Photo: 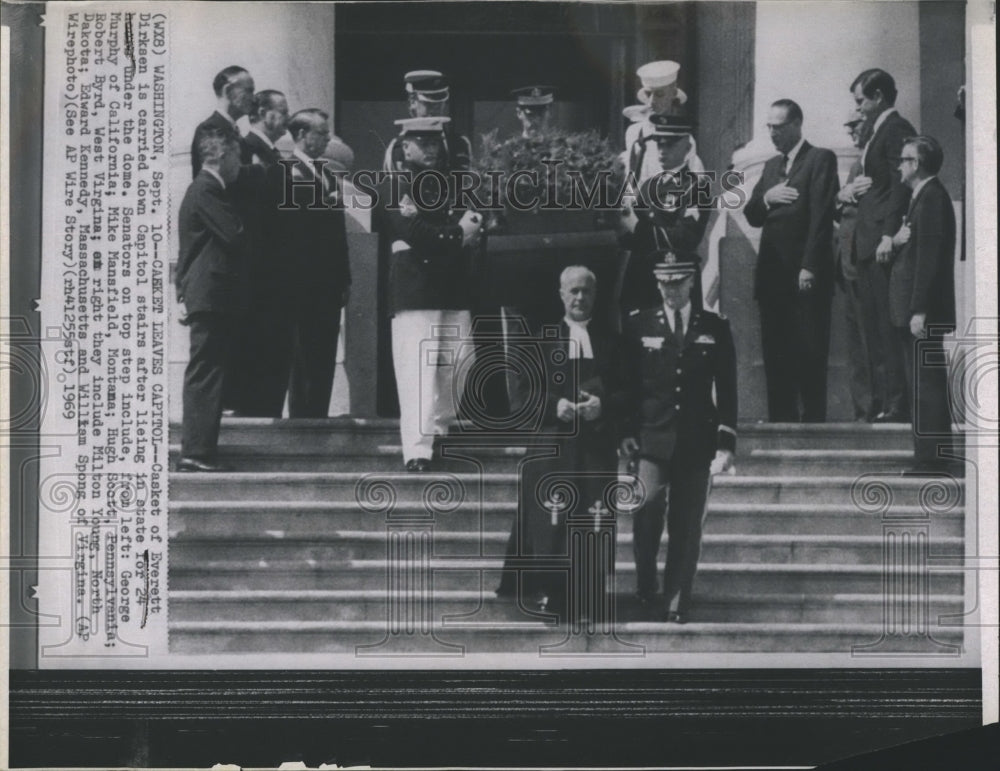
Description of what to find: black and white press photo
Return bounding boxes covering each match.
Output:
[3,0,996,766]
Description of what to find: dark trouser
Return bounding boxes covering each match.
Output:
[288,295,342,418]
[856,259,908,418]
[181,312,235,459]
[632,453,712,614]
[236,301,294,418]
[758,288,832,422]
[841,280,878,421]
[898,329,953,464]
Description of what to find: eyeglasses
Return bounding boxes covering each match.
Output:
[766,122,791,131]
[898,156,919,164]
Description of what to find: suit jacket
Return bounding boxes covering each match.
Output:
[617,306,737,463]
[190,111,253,178]
[243,130,282,167]
[889,177,956,329]
[744,141,840,299]
[270,156,351,301]
[852,110,916,262]
[376,171,473,314]
[175,171,248,316]
[834,158,863,284]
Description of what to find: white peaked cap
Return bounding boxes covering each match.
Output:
[637,60,681,89]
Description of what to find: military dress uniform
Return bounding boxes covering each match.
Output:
[618,252,737,620]
[382,71,472,173]
[619,114,709,317]
[376,117,477,468]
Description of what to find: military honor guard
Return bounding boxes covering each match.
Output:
[619,113,710,317]
[622,60,704,182]
[618,251,737,622]
[383,70,472,173]
[377,116,483,471]
[511,85,556,138]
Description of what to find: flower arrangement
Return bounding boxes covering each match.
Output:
[476,128,625,220]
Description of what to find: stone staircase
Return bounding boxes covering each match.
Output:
[167,419,967,656]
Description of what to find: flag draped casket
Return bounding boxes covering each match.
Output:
[477,210,623,332]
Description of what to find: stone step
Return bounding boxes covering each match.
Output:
[169,561,965,595]
[169,418,930,452]
[167,444,921,475]
[169,589,965,626]
[169,444,527,473]
[170,501,965,537]
[168,618,965,655]
[168,532,964,567]
[169,472,966,507]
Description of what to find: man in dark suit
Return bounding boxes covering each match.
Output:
[835,109,879,421]
[190,66,255,178]
[745,99,839,422]
[244,89,289,166]
[889,136,958,474]
[618,251,737,623]
[175,130,248,471]
[271,108,351,418]
[230,90,291,417]
[848,68,916,422]
[496,266,621,616]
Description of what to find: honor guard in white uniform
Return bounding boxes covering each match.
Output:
[511,85,555,138]
[383,70,473,173]
[377,116,483,471]
[622,60,704,182]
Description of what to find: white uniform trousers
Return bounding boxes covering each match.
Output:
[391,309,474,462]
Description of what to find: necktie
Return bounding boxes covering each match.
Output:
[674,309,685,347]
[780,154,789,179]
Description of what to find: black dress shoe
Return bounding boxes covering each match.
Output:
[176,456,228,473]
[873,411,908,424]
[663,610,686,624]
[405,458,431,472]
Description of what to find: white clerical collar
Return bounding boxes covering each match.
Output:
[563,316,593,360]
[664,302,691,333]
[214,107,237,126]
[203,167,226,190]
[910,175,936,200]
[248,126,275,150]
[785,136,806,166]
[870,107,897,139]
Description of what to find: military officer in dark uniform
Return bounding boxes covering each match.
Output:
[511,85,555,138]
[376,116,482,470]
[618,251,737,622]
[382,70,473,173]
[619,114,710,318]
